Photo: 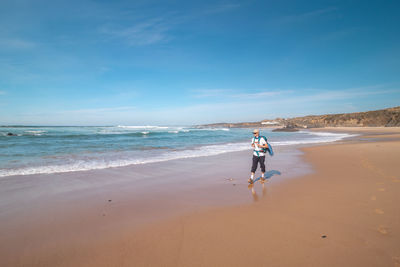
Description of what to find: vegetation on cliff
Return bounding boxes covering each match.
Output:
[284,106,400,128]
[200,106,400,128]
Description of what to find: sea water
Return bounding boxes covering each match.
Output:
[0,126,355,177]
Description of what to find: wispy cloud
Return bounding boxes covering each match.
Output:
[190,89,291,99]
[231,90,292,99]
[0,38,36,49]
[190,89,233,98]
[6,85,398,125]
[297,85,399,102]
[318,27,361,41]
[100,17,172,46]
[60,106,137,115]
[88,89,139,104]
[6,106,139,126]
[99,2,241,46]
[183,85,400,122]
[204,3,240,14]
[0,90,6,95]
[272,7,337,26]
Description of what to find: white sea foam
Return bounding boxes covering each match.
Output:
[25,130,46,134]
[195,128,230,131]
[271,131,357,146]
[0,142,249,177]
[117,125,169,129]
[98,129,124,134]
[24,130,47,136]
[99,126,182,135]
[0,130,356,177]
[303,131,357,141]
[99,126,231,135]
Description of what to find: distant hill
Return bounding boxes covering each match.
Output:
[282,106,400,128]
[200,106,400,128]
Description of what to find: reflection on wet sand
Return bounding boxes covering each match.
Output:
[248,170,281,202]
[248,180,267,202]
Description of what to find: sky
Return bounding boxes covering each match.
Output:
[0,0,399,126]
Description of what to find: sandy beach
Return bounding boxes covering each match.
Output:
[1,127,400,267]
[3,0,399,265]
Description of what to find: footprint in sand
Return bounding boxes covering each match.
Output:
[370,196,377,201]
[375,209,384,215]
[376,182,384,185]
[378,188,385,192]
[377,225,388,235]
[392,256,400,266]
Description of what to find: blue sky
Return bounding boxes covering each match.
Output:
[0,0,399,125]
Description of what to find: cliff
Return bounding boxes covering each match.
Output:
[285,106,400,128]
[199,106,400,128]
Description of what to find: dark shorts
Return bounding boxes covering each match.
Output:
[251,155,265,173]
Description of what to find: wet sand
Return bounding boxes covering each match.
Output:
[1,128,400,266]
[0,145,307,267]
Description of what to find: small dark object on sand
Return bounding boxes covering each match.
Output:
[321,235,327,238]
[108,199,112,202]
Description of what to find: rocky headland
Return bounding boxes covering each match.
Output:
[199,106,400,129]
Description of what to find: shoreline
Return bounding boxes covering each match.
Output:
[125,133,400,267]
[1,127,400,266]
[0,126,356,178]
[0,143,312,267]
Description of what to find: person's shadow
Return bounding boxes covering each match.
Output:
[249,170,281,202]
[265,170,282,179]
[252,170,281,183]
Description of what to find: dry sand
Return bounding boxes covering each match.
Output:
[1,128,400,266]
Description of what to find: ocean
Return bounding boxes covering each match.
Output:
[0,126,355,177]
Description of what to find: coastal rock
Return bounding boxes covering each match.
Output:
[272,123,299,132]
[198,122,264,128]
[7,132,17,136]
[283,106,400,128]
[198,106,400,129]
[272,127,299,132]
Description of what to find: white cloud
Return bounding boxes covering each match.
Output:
[98,2,242,46]
[5,85,398,126]
[183,85,400,123]
[0,38,36,49]
[294,86,399,103]
[6,106,139,126]
[100,18,171,46]
[231,90,292,99]
[272,7,337,26]
[190,89,233,98]
[204,3,241,14]
[190,88,291,99]
[319,27,360,41]
[59,106,137,115]
[98,2,241,47]
[0,91,6,95]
